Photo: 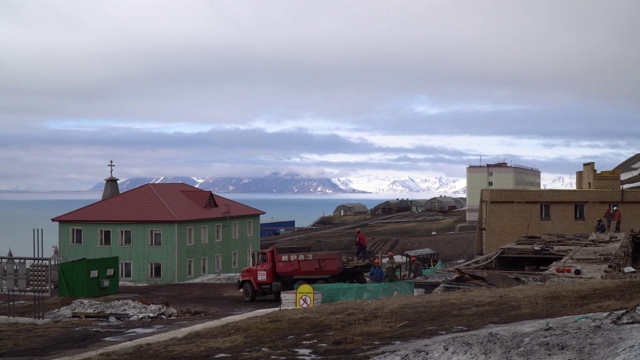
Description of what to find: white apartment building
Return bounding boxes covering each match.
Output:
[466,162,541,222]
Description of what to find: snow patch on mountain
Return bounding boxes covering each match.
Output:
[90,173,577,195]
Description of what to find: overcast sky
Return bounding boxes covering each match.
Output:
[1,0,639,191]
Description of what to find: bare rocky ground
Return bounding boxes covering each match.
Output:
[4,212,640,359]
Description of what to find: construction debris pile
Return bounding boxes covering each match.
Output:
[498,232,634,279]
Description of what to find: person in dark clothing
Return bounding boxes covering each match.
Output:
[369,259,385,283]
[354,228,367,260]
[410,256,423,279]
[384,252,400,282]
[595,218,607,233]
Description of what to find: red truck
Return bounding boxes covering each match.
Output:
[239,245,371,302]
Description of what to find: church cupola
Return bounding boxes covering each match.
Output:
[102,160,120,200]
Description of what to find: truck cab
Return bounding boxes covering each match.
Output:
[239,248,280,301]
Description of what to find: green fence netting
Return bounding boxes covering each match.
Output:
[310,281,415,304]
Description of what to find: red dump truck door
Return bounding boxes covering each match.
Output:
[254,249,277,285]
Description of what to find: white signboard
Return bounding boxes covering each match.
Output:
[258,270,267,281]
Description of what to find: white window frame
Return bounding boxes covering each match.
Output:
[186,258,194,278]
[201,256,208,275]
[201,225,208,244]
[186,227,194,246]
[120,261,132,279]
[232,251,238,268]
[149,229,162,247]
[71,227,83,245]
[99,229,112,246]
[247,249,253,266]
[246,220,254,237]
[215,224,223,241]
[232,222,239,239]
[215,254,222,272]
[119,229,132,247]
[149,262,162,279]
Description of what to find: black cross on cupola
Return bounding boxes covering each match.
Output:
[108,160,115,176]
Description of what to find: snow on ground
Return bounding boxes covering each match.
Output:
[184,273,239,283]
[370,306,640,360]
[47,299,178,321]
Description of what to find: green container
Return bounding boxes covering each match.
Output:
[58,256,120,298]
[311,281,415,304]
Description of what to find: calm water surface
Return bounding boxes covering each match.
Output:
[0,193,391,257]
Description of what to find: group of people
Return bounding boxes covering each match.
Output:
[355,229,424,283]
[595,206,622,233]
[369,252,423,283]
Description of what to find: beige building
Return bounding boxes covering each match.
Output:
[466,162,541,222]
[476,162,638,255]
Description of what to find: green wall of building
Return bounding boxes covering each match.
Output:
[57,215,260,284]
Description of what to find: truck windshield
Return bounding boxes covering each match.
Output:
[258,253,267,264]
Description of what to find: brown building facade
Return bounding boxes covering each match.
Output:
[476,188,640,255]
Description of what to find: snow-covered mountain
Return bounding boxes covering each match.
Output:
[91,174,576,195]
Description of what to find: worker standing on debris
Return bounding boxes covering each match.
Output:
[604,208,614,231]
[595,218,607,233]
[354,228,367,261]
[614,207,622,232]
[384,252,400,282]
[369,259,384,283]
[410,257,423,279]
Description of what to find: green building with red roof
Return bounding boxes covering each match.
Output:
[52,176,264,285]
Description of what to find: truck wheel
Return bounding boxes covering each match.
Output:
[273,292,282,301]
[243,282,257,302]
[356,274,367,284]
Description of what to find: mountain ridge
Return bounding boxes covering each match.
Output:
[89,174,577,195]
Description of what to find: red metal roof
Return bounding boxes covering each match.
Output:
[52,183,265,223]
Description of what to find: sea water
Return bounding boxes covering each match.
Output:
[0,193,390,258]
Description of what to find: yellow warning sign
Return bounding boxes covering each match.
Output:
[296,283,314,308]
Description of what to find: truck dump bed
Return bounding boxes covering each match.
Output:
[274,251,345,277]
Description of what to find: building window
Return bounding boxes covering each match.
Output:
[215,254,222,272]
[119,229,132,246]
[540,204,551,221]
[232,222,239,239]
[149,262,162,279]
[488,181,493,187]
[120,261,132,279]
[99,229,112,246]
[186,259,194,277]
[201,257,208,275]
[186,227,194,246]
[247,249,253,266]
[71,228,83,245]
[215,224,223,241]
[574,204,585,221]
[149,229,162,247]
[247,220,254,237]
[232,251,239,268]
[201,226,208,244]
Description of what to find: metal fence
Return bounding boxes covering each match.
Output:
[1,229,56,320]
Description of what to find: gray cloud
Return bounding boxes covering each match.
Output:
[1,1,639,190]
